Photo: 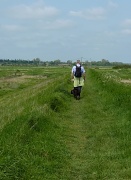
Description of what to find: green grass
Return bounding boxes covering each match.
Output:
[0,67,131,179]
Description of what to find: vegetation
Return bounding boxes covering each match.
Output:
[0,66,131,179]
[0,58,130,67]
[113,64,131,69]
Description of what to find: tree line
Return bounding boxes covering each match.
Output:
[0,58,130,67]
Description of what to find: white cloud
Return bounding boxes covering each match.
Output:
[108,1,118,8]
[70,7,106,20]
[40,19,74,29]
[7,3,59,19]
[123,19,131,26]
[121,29,131,35]
[1,24,25,31]
[121,19,131,35]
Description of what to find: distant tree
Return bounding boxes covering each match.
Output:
[67,60,72,65]
[101,59,110,66]
[33,58,41,66]
[54,59,61,65]
[49,61,55,66]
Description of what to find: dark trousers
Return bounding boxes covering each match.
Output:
[74,86,82,97]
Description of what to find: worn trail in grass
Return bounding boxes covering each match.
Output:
[59,76,103,179]
[58,69,131,179]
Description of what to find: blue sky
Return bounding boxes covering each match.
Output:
[0,0,131,63]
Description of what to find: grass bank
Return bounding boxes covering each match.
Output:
[0,67,131,179]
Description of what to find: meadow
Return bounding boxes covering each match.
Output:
[0,66,131,179]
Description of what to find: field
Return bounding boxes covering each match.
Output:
[0,66,131,179]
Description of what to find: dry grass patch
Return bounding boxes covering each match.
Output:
[120,79,131,84]
[0,75,47,83]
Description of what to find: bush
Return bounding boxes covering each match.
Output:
[113,64,131,69]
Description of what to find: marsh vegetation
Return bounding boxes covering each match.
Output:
[0,66,131,179]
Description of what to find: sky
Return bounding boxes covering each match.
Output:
[0,0,131,63]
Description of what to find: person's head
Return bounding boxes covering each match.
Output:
[76,60,81,64]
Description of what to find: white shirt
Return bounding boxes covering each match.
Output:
[71,63,85,75]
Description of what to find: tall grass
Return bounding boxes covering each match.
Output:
[89,69,131,116]
[0,67,131,179]
[0,68,71,179]
[84,69,131,179]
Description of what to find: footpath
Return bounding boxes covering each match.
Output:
[58,69,130,179]
[59,71,109,179]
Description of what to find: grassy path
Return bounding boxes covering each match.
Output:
[59,72,103,179]
[57,69,131,179]
[0,68,130,179]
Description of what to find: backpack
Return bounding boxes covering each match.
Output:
[75,65,82,77]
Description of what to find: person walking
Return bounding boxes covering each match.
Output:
[71,60,86,100]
